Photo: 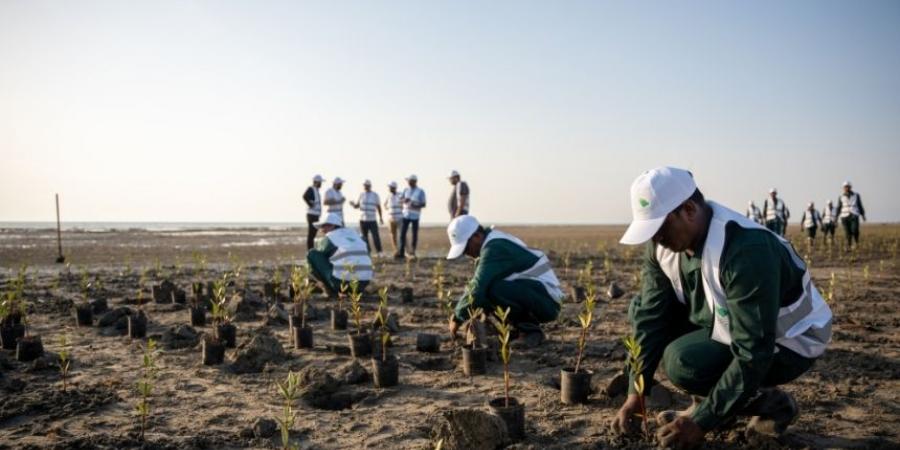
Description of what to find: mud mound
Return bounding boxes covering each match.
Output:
[0,383,120,423]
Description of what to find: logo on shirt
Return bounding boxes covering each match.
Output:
[715,305,729,318]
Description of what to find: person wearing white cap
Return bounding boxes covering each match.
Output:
[800,202,823,249]
[612,167,832,448]
[835,181,866,250]
[445,215,562,347]
[762,188,790,236]
[447,170,470,219]
[306,213,373,297]
[349,179,384,255]
[384,181,404,252]
[323,177,346,225]
[396,174,427,259]
[821,199,837,246]
[745,200,763,225]
[302,174,324,251]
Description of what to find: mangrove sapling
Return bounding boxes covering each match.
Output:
[135,338,158,441]
[371,287,399,387]
[211,274,236,347]
[493,306,513,407]
[346,278,371,357]
[274,371,301,450]
[574,284,597,374]
[623,334,649,439]
[487,306,525,441]
[561,284,597,404]
[376,287,390,362]
[58,334,71,393]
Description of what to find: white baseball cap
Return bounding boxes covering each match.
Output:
[313,174,324,183]
[388,181,397,188]
[448,170,460,178]
[363,179,371,186]
[315,213,343,229]
[406,174,418,181]
[827,199,833,204]
[769,188,777,194]
[748,200,755,206]
[842,180,851,187]
[446,215,480,259]
[620,167,697,245]
[333,177,344,184]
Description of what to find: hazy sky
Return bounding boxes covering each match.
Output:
[2,1,899,224]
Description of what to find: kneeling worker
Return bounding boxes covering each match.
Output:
[612,167,832,449]
[306,213,373,296]
[445,215,563,346]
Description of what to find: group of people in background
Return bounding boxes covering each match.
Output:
[746,181,867,249]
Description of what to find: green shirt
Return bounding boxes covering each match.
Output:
[314,233,338,256]
[630,221,807,430]
[453,229,540,322]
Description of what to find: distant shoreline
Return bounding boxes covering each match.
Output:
[0,221,631,232]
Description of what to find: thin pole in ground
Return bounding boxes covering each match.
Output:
[55,193,65,263]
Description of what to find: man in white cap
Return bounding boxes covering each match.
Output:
[445,215,563,346]
[447,170,470,219]
[323,177,346,225]
[745,200,763,225]
[302,174,324,251]
[384,181,404,253]
[396,174,427,259]
[349,179,384,256]
[306,213,373,297]
[800,202,822,249]
[835,181,866,250]
[821,199,837,246]
[762,188,790,236]
[612,167,832,449]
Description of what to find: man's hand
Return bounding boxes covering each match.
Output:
[448,317,459,338]
[611,394,643,435]
[656,416,705,450]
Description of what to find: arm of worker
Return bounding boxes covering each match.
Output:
[323,193,336,206]
[303,187,315,208]
[452,239,535,323]
[689,236,780,431]
[627,243,685,395]
[858,195,866,220]
[377,204,384,224]
[414,191,427,208]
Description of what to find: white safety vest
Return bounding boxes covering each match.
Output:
[746,205,762,224]
[839,193,861,218]
[385,192,403,221]
[325,188,345,219]
[451,182,470,214]
[482,229,565,304]
[402,187,426,220]
[655,201,832,359]
[801,209,821,229]
[822,205,835,225]
[307,187,321,216]
[326,228,373,282]
[765,198,786,222]
[356,191,380,222]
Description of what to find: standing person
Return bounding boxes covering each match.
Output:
[612,167,832,449]
[746,201,763,225]
[324,177,346,225]
[448,170,470,219]
[821,200,837,246]
[836,181,866,250]
[384,181,404,253]
[800,202,822,249]
[306,213,373,297]
[302,174,324,251]
[763,188,790,236]
[397,174,427,259]
[350,179,384,256]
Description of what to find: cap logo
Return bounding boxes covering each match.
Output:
[639,198,650,208]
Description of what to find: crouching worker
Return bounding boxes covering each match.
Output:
[445,215,563,347]
[611,167,832,449]
[306,213,373,296]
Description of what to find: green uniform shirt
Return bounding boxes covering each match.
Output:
[315,234,338,256]
[630,221,807,430]
[453,229,540,322]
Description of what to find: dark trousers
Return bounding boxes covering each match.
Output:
[306,214,319,251]
[398,218,419,256]
[487,279,560,332]
[805,226,817,239]
[359,221,383,253]
[841,215,860,246]
[766,219,784,236]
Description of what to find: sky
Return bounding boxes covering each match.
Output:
[1,0,899,225]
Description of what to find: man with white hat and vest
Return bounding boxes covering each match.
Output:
[821,200,837,246]
[302,174,324,251]
[306,213,373,297]
[323,177,346,226]
[745,200,763,225]
[445,215,563,347]
[448,170,470,219]
[349,179,384,256]
[396,174,427,259]
[763,188,790,236]
[611,167,832,449]
[835,181,866,250]
[384,181,404,253]
[800,202,822,249]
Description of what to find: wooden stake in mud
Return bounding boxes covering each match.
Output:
[55,193,65,263]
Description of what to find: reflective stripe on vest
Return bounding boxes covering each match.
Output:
[326,188,344,217]
[802,210,820,229]
[358,192,379,222]
[326,228,373,281]
[822,206,835,224]
[747,206,762,224]
[482,229,564,304]
[655,201,832,359]
[386,193,403,219]
[765,198,785,222]
[839,193,860,218]
[308,188,321,215]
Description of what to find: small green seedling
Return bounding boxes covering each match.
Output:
[274,371,301,450]
[349,278,364,335]
[210,273,232,325]
[574,283,597,374]
[58,334,71,393]
[492,306,513,407]
[135,338,158,441]
[623,334,649,438]
[376,287,390,362]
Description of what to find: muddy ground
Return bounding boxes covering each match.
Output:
[0,224,898,449]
